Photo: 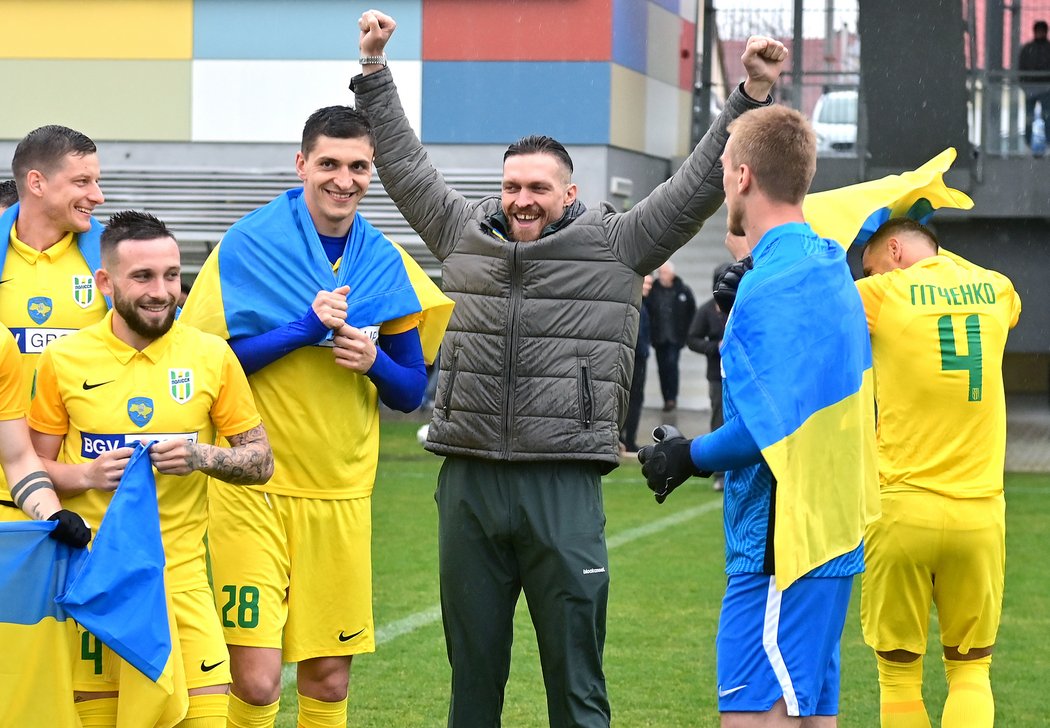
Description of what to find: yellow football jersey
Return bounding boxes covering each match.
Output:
[0,323,23,422]
[0,228,107,503]
[857,254,1021,498]
[29,312,261,591]
[234,313,418,499]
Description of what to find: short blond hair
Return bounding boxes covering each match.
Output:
[727,105,816,205]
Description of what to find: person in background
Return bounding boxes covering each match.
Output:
[0,179,17,212]
[621,274,653,454]
[645,261,696,412]
[686,262,732,491]
[1020,20,1050,151]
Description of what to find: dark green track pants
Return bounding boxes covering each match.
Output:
[436,456,612,728]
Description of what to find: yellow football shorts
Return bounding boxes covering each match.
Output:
[207,481,374,662]
[73,586,231,691]
[861,488,1005,655]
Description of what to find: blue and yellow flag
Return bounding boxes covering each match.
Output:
[184,188,452,363]
[802,147,974,249]
[58,442,187,728]
[721,224,880,590]
[0,520,86,726]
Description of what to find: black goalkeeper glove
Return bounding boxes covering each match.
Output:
[637,425,712,504]
[48,509,91,549]
[713,256,753,313]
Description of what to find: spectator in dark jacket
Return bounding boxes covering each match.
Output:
[621,275,652,453]
[646,261,696,412]
[687,262,732,490]
[1020,20,1050,148]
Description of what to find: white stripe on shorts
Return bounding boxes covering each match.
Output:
[762,575,800,717]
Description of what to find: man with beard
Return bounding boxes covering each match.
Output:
[640,105,878,725]
[29,210,274,727]
[0,126,109,521]
[353,10,786,727]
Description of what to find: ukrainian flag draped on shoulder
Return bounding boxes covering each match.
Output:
[0,520,86,726]
[802,147,974,249]
[58,442,187,728]
[185,188,451,362]
[720,223,879,590]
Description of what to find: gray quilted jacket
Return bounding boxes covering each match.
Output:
[351,69,768,472]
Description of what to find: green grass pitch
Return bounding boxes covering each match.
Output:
[274,421,1048,726]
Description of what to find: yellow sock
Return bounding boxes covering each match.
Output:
[226,692,280,728]
[876,655,931,728]
[176,693,230,727]
[76,697,118,728]
[296,692,347,728]
[942,655,994,728]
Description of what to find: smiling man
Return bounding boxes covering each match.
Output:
[0,126,110,520]
[29,210,274,727]
[352,10,786,727]
[180,106,451,728]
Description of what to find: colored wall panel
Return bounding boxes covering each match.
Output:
[645,78,681,158]
[0,60,191,141]
[646,4,683,87]
[193,0,422,60]
[649,0,680,14]
[609,65,646,154]
[421,0,611,61]
[421,62,609,145]
[0,0,192,59]
[678,0,698,21]
[612,0,648,73]
[193,60,422,143]
[679,20,697,90]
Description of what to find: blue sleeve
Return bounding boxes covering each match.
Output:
[368,328,427,412]
[690,413,764,472]
[229,308,329,375]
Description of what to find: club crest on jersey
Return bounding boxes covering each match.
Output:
[27,297,52,325]
[169,369,193,404]
[72,275,95,309]
[127,397,154,428]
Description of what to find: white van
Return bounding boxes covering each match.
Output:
[811,90,858,154]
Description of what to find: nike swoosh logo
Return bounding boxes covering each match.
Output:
[200,659,226,672]
[718,684,748,697]
[338,628,366,642]
[82,380,114,390]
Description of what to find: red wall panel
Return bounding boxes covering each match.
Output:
[679,19,696,90]
[422,0,613,61]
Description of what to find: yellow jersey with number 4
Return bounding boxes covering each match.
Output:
[857,254,1020,498]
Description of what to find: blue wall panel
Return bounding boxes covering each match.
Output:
[612,0,648,73]
[649,0,681,14]
[194,0,422,60]
[421,61,610,144]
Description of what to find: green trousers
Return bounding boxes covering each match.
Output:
[436,456,612,728]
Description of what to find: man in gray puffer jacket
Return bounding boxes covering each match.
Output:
[352,11,787,727]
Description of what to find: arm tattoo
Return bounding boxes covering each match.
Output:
[11,471,55,509]
[196,423,274,485]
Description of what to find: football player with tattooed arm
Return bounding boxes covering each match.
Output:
[29,211,274,728]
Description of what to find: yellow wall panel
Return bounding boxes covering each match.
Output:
[610,64,645,153]
[0,61,191,141]
[0,0,192,59]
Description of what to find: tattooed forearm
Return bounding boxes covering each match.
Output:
[195,423,274,485]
